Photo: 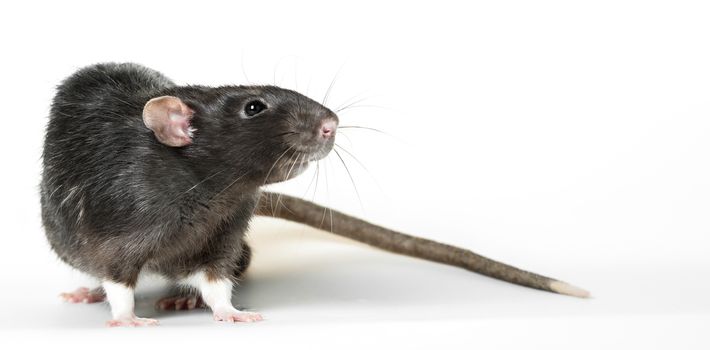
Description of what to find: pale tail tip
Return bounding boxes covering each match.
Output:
[549,281,591,298]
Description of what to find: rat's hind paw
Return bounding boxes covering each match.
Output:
[106,317,159,327]
[60,287,106,304]
[213,307,263,323]
[156,294,206,311]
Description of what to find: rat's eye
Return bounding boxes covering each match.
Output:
[244,100,267,118]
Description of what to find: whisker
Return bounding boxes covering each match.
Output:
[325,157,334,233]
[272,56,281,85]
[274,152,303,215]
[322,64,345,107]
[293,58,299,91]
[262,146,294,187]
[336,104,387,113]
[269,153,295,216]
[334,94,368,112]
[337,125,388,134]
[271,131,298,140]
[337,125,396,141]
[312,157,335,232]
[333,148,365,214]
[335,96,370,113]
[284,152,302,181]
[287,111,302,127]
[271,150,297,214]
[313,161,321,204]
[306,74,313,97]
[302,160,318,199]
[336,130,355,147]
[318,159,329,229]
[334,144,367,172]
[168,169,227,204]
[335,143,388,201]
[212,171,250,201]
[295,94,303,115]
[241,52,252,85]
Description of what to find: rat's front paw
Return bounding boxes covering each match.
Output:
[60,287,106,304]
[156,294,205,311]
[106,317,159,327]
[213,307,263,323]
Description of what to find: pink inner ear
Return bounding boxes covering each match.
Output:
[143,96,195,147]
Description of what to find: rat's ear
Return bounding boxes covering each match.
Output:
[142,96,195,147]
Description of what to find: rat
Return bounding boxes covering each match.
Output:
[41,63,588,327]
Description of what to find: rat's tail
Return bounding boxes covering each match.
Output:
[255,191,590,298]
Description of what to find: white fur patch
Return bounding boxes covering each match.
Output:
[179,271,263,322]
[179,271,233,311]
[102,281,135,319]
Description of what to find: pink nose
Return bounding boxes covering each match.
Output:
[320,119,337,139]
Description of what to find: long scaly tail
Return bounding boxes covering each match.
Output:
[256,191,589,298]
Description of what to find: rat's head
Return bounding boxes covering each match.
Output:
[142,85,338,184]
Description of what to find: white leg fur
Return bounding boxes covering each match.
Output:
[180,271,263,323]
[102,281,158,327]
[102,281,134,320]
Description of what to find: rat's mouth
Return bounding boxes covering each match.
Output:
[306,143,334,162]
[265,144,333,185]
[289,133,336,162]
[266,141,332,183]
[281,146,331,168]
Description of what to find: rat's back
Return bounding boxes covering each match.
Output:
[40,63,175,268]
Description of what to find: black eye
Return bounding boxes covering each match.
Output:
[244,100,267,118]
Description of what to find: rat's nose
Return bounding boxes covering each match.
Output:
[319,119,337,139]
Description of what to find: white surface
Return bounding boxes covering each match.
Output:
[1,0,710,348]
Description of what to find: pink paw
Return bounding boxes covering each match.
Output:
[213,308,263,323]
[60,287,106,304]
[106,317,159,327]
[156,295,205,311]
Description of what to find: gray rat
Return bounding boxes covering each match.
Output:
[42,63,587,327]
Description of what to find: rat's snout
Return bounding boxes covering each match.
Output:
[319,119,337,139]
[278,95,339,162]
[286,111,338,162]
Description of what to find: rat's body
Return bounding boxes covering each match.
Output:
[42,63,587,326]
[43,64,259,283]
[42,63,328,325]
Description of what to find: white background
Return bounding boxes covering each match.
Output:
[1,0,709,348]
